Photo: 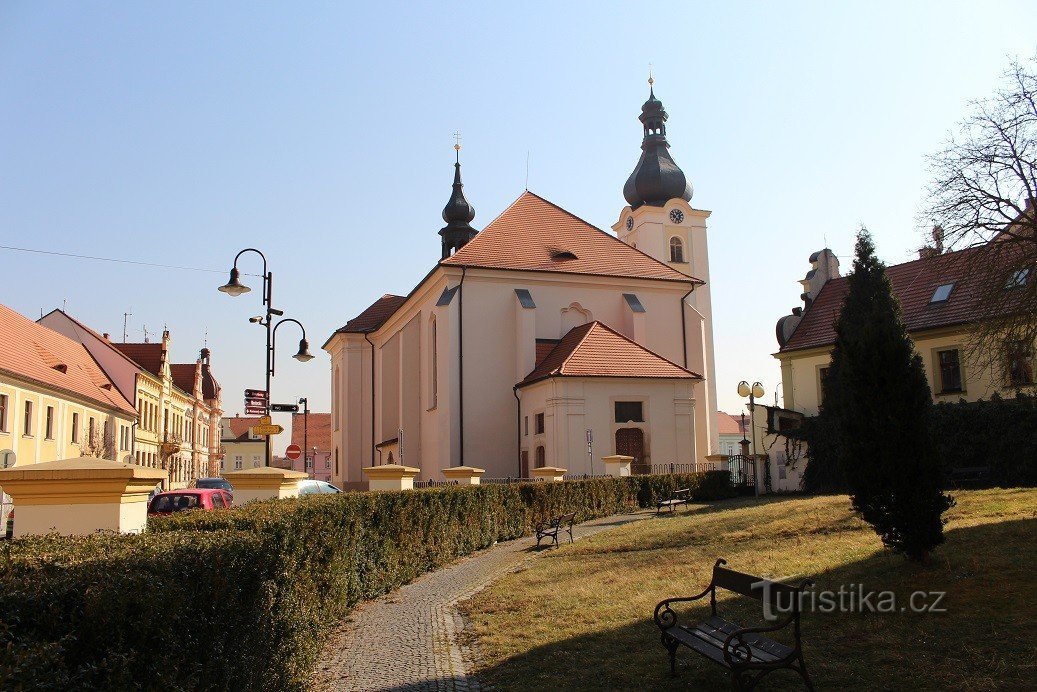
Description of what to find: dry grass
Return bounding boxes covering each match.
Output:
[461,489,1037,690]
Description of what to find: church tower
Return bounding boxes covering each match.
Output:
[612,79,719,458]
[439,144,478,259]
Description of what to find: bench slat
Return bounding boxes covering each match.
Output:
[667,618,791,667]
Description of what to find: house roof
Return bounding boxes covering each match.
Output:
[441,191,700,284]
[780,244,1006,353]
[535,339,559,368]
[223,416,261,441]
[716,411,747,436]
[169,364,198,396]
[291,412,331,453]
[0,303,136,415]
[112,342,164,377]
[518,321,701,387]
[336,294,409,334]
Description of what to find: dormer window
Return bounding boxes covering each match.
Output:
[52,364,67,373]
[550,249,578,261]
[1006,268,1030,289]
[929,283,954,304]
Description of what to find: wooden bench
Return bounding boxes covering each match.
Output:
[535,512,576,548]
[656,487,691,514]
[949,465,991,488]
[653,558,814,690]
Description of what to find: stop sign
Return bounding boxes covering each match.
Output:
[285,444,302,461]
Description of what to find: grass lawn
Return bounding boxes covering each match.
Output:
[461,489,1037,690]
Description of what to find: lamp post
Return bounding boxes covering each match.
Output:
[298,396,309,473]
[737,380,765,498]
[218,249,312,466]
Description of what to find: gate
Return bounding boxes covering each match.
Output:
[727,454,757,494]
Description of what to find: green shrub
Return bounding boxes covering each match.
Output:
[0,472,733,690]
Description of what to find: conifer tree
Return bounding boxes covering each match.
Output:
[820,230,954,561]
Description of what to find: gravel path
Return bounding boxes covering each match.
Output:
[312,511,650,691]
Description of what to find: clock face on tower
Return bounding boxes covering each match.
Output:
[669,209,685,224]
[625,216,633,231]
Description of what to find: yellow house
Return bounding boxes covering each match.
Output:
[39,311,224,488]
[220,416,267,473]
[774,245,1036,417]
[0,303,137,473]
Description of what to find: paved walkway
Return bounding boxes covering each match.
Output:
[312,512,650,691]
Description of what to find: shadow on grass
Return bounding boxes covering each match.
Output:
[472,518,1037,691]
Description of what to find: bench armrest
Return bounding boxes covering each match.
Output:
[721,615,797,667]
[653,585,712,630]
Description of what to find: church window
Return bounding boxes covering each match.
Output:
[534,413,545,435]
[615,401,644,423]
[669,237,685,263]
[535,446,545,468]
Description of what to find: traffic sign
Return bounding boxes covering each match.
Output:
[245,389,268,399]
[270,403,300,413]
[285,444,302,460]
[245,407,267,416]
[251,423,283,436]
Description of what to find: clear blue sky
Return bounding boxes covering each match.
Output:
[2,2,1035,434]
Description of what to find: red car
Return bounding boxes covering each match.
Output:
[148,489,232,516]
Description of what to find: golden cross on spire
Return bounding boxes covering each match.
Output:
[453,131,462,151]
[648,63,654,87]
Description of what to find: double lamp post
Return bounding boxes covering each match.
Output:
[218,248,313,466]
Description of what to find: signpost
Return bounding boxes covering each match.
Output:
[270,403,299,413]
[251,423,283,436]
[285,444,302,461]
[586,429,594,475]
[245,388,269,416]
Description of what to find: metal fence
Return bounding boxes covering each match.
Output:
[480,476,544,485]
[413,479,460,489]
[562,473,611,481]
[636,463,715,475]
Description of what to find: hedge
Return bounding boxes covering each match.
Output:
[801,393,1037,493]
[0,471,734,690]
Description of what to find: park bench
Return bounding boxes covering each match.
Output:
[653,558,814,690]
[656,487,691,514]
[535,512,576,548]
[949,465,991,488]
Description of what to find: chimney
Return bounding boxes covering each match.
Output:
[932,225,945,254]
[102,333,110,340]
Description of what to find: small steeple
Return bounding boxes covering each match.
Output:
[622,78,693,210]
[439,135,478,259]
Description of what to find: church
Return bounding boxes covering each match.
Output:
[324,85,719,487]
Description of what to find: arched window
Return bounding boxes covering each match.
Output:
[669,236,685,263]
[535,446,546,468]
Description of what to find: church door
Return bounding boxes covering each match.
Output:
[615,428,646,474]
[535,446,546,469]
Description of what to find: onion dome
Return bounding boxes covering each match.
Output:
[439,145,478,259]
[623,83,693,210]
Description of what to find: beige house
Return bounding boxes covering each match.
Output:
[325,87,720,486]
[40,311,223,487]
[220,416,267,473]
[774,244,1036,417]
[0,303,137,473]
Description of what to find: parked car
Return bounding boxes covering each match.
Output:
[189,477,234,496]
[148,489,232,516]
[298,480,342,496]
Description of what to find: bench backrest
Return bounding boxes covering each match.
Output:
[713,564,802,612]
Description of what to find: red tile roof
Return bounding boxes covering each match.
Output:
[535,339,559,368]
[0,303,136,415]
[337,294,408,334]
[518,321,701,387]
[291,412,331,452]
[780,245,1010,353]
[441,191,700,284]
[224,416,261,441]
[169,364,198,396]
[716,411,745,436]
[112,342,164,377]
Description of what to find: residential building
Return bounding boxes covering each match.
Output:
[774,242,1036,417]
[716,411,748,457]
[325,86,720,487]
[220,415,266,473]
[39,311,223,487]
[0,303,137,470]
[282,412,332,482]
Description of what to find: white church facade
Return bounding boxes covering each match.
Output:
[324,86,719,487]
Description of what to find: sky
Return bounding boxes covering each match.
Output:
[2,2,1036,446]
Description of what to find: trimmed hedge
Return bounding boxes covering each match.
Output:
[0,472,733,690]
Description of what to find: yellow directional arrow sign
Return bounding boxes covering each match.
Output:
[251,423,283,436]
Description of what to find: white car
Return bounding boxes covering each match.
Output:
[298,480,342,496]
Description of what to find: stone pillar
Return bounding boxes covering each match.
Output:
[531,466,567,482]
[442,466,485,485]
[703,454,729,472]
[362,464,420,491]
[600,455,633,477]
[222,466,308,505]
[0,457,167,537]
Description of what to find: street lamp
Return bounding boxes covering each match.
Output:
[737,380,765,498]
[218,248,311,466]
